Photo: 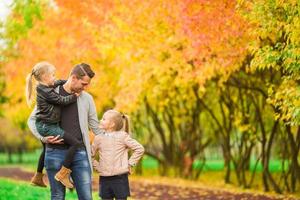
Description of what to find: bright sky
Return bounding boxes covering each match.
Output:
[0,0,12,22]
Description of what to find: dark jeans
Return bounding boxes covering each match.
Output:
[45,147,92,200]
[36,120,83,168]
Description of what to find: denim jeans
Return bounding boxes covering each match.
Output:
[44,147,92,200]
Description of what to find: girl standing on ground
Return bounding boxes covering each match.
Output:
[92,109,145,200]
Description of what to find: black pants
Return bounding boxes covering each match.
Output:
[37,142,45,173]
[61,132,83,168]
[99,174,130,200]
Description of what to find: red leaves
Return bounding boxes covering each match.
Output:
[175,0,250,74]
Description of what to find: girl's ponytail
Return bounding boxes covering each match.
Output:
[25,72,33,106]
[25,61,54,106]
[123,114,130,133]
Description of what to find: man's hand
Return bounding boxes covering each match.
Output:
[41,136,64,144]
[74,92,80,97]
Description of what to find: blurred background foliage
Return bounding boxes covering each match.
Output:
[0,0,299,194]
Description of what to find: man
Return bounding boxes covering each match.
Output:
[28,63,103,200]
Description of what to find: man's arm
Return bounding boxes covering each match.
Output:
[91,136,100,170]
[27,106,64,144]
[28,106,43,140]
[88,96,105,135]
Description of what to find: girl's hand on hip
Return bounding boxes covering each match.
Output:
[128,165,133,175]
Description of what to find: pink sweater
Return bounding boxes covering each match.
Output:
[91,131,145,176]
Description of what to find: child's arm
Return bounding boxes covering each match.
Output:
[40,88,77,106]
[53,80,67,87]
[124,134,145,167]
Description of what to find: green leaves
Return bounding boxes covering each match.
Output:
[2,0,43,47]
[247,0,300,125]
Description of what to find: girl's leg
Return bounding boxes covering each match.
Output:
[46,123,82,168]
[61,132,83,168]
[31,142,47,187]
[111,174,130,200]
[42,123,82,168]
[54,131,83,188]
[37,142,46,173]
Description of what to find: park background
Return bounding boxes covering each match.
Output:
[0,0,299,199]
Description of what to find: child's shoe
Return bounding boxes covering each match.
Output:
[31,172,47,187]
[54,166,74,188]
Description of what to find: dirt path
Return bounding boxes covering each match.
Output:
[0,167,297,200]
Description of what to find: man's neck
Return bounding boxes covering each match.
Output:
[63,80,72,94]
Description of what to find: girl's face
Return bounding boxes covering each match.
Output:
[100,112,115,132]
[42,69,56,86]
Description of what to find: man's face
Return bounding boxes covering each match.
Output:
[70,75,91,93]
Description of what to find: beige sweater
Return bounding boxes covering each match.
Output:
[91,131,145,176]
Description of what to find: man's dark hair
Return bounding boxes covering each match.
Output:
[71,63,95,79]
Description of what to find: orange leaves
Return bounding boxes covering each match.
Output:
[55,0,113,26]
[3,0,251,116]
[175,0,250,79]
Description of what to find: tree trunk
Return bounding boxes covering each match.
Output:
[286,125,300,192]
[7,149,12,163]
[18,148,23,163]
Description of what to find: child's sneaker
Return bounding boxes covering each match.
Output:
[31,172,47,187]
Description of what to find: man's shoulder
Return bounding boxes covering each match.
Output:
[80,91,93,100]
[79,91,95,105]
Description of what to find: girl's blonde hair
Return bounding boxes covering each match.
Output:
[25,61,56,106]
[105,109,130,133]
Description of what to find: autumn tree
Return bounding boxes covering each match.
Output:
[1,0,299,193]
[243,0,300,192]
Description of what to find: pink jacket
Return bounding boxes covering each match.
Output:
[91,131,145,176]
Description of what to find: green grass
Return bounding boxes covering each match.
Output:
[0,165,299,199]
[143,156,288,172]
[0,178,96,200]
[0,152,37,164]
[0,178,137,200]
[193,159,289,172]
[0,152,290,172]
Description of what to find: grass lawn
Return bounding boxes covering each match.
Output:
[0,151,289,172]
[0,178,99,200]
[0,152,298,199]
[0,169,299,200]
